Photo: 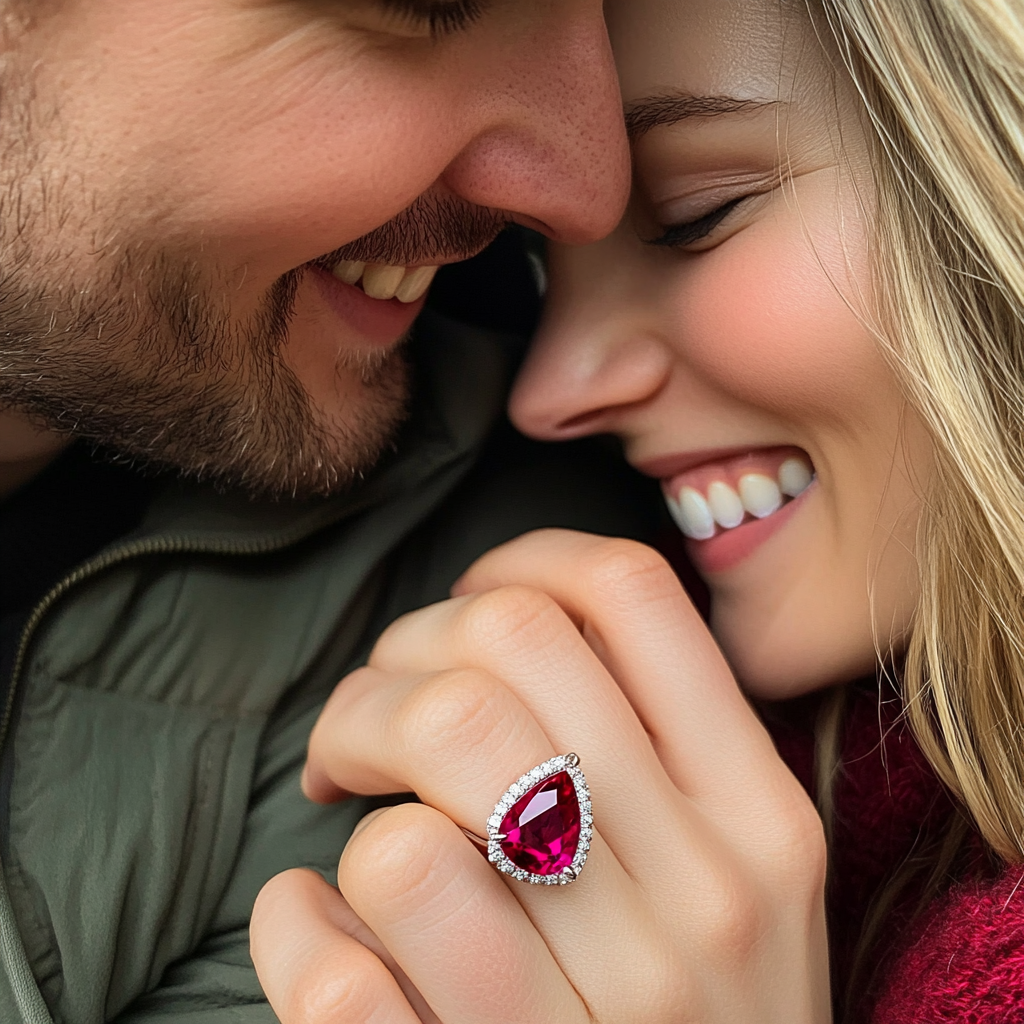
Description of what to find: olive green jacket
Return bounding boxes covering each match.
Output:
[0,313,654,1024]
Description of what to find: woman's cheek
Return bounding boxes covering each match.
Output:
[665,211,884,429]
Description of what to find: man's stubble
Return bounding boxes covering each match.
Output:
[0,245,412,499]
[0,75,412,500]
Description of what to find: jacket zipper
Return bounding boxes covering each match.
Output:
[0,526,352,1024]
[2,529,326,760]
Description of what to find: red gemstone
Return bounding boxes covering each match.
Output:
[498,770,581,876]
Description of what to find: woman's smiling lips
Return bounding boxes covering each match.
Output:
[638,446,817,574]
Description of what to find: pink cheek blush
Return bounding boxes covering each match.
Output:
[666,219,878,420]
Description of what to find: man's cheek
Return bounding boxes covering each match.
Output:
[33,10,467,267]
[140,92,468,276]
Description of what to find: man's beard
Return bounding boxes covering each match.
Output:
[0,164,507,501]
[0,22,513,501]
[0,246,412,499]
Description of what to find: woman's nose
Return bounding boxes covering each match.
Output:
[510,242,673,440]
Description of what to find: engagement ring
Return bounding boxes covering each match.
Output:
[470,753,593,885]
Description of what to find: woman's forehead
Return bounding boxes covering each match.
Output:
[606,0,808,104]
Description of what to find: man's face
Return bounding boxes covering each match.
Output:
[0,0,628,496]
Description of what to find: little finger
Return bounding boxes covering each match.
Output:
[341,802,589,1024]
[251,868,427,1024]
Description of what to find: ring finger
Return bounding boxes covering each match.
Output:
[306,663,669,983]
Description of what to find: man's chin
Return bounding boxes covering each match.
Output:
[277,363,412,500]
[0,240,413,501]
[5,344,411,502]
[192,378,411,502]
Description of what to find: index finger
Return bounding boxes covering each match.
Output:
[450,529,784,805]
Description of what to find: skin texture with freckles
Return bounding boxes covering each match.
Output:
[511,0,932,697]
[0,0,629,498]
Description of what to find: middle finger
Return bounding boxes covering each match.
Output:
[306,657,717,937]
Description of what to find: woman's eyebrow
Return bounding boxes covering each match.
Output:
[625,92,777,139]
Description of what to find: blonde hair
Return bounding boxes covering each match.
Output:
[804,0,1024,1010]
[817,0,1024,864]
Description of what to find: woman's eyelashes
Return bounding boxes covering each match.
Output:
[647,195,748,250]
[377,0,485,36]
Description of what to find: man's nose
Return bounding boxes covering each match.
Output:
[441,5,630,246]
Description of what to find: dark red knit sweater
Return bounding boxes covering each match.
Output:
[770,684,1024,1023]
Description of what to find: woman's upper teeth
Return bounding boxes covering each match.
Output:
[667,456,814,541]
[330,259,440,303]
[779,457,813,497]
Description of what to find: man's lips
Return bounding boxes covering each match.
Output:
[310,266,427,348]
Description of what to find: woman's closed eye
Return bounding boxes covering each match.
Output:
[646,195,750,250]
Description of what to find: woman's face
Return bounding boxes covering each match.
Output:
[510,0,932,699]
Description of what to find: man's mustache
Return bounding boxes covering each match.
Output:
[319,192,509,269]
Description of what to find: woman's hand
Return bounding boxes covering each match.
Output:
[251,530,831,1023]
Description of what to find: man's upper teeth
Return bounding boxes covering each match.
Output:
[330,259,439,303]
[333,259,367,286]
[666,456,814,541]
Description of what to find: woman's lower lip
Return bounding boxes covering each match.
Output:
[684,483,815,575]
[310,265,426,347]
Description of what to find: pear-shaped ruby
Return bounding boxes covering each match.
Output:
[498,770,581,876]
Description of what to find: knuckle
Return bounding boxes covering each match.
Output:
[700,869,764,965]
[455,584,565,653]
[341,803,451,907]
[753,785,828,893]
[777,797,829,891]
[393,668,512,762]
[576,537,678,603]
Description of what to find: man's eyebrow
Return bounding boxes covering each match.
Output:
[624,93,776,140]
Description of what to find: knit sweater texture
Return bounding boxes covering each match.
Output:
[771,684,1024,1023]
